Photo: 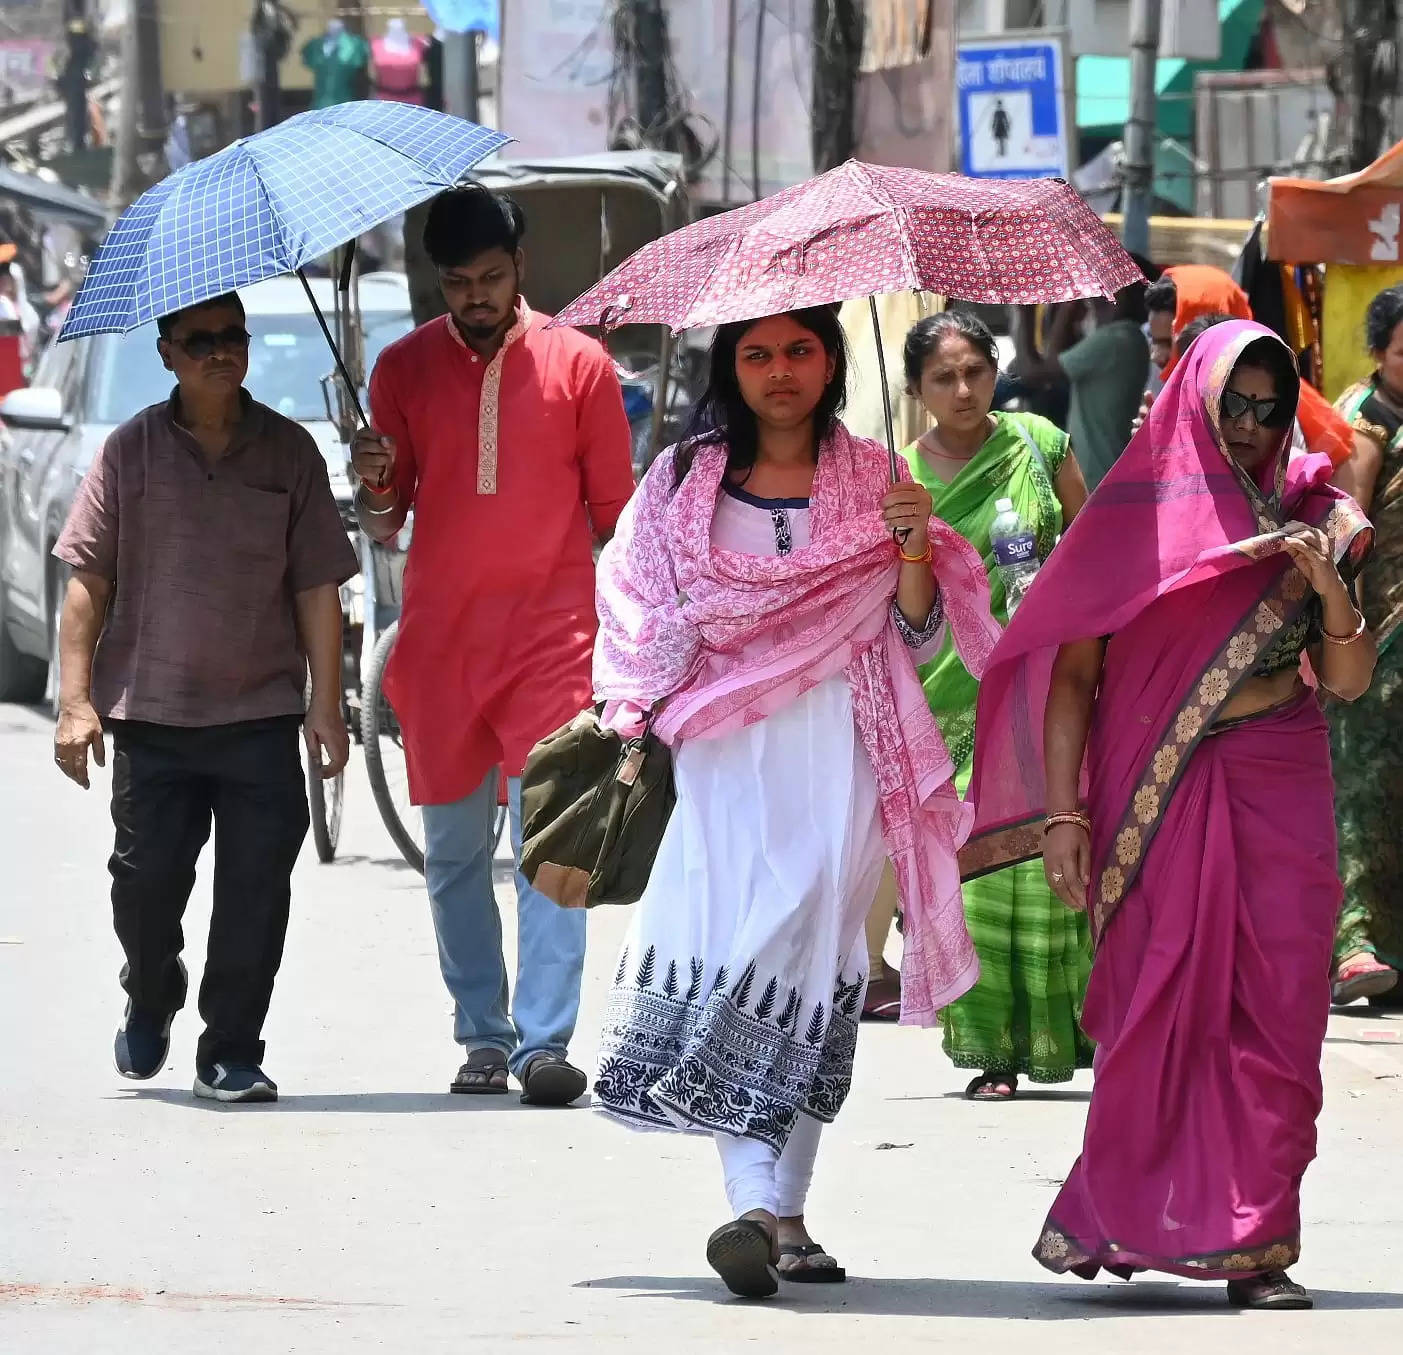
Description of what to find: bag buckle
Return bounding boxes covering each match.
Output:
[617,742,645,787]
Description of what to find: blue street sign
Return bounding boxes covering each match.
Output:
[956,36,1069,181]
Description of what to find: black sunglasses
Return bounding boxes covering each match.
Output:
[1221,389,1282,426]
[171,326,252,360]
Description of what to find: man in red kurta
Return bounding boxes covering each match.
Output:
[353,186,634,1104]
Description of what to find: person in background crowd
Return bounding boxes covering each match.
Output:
[897,310,1093,1097]
[968,319,1374,1310]
[1012,285,1149,491]
[1144,265,1252,379]
[51,292,356,1103]
[1144,266,1357,477]
[591,304,999,1297]
[352,186,635,1105]
[1327,283,1403,1006]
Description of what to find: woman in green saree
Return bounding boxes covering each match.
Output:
[901,311,1095,1098]
[1329,284,1403,1007]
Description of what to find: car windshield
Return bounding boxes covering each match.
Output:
[87,307,413,424]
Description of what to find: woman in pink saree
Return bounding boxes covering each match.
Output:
[964,320,1376,1310]
[592,306,999,1298]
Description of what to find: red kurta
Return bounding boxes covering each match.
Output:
[369,306,635,804]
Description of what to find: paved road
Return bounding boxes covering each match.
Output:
[0,700,1399,1352]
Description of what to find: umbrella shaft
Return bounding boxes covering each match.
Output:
[298,268,367,430]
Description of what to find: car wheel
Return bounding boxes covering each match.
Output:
[0,579,46,705]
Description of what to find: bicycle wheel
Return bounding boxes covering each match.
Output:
[307,758,345,863]
[361,620,426,873]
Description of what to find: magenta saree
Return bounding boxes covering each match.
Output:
[964,321,1372,1280]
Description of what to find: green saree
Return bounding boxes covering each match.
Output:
[901,412,1095,1081]
[1331,380,1403,975]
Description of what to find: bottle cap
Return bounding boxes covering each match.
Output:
[995,497,1014,513]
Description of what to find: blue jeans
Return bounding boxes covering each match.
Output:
[421,770,587,1078]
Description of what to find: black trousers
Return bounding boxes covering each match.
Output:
[108,716,309,1068]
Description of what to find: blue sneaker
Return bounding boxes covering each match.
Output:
[193,1063,278,1103]
[113,1005,174,1080]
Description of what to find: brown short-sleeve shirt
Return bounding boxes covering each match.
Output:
[54,390,358,728]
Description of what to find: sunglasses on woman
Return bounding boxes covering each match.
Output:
[170,326,252,360]
[1221,390,1283,426]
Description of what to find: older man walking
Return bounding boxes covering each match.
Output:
[53,291,356,1103]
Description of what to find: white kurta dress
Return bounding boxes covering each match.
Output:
[594,484,910,1150]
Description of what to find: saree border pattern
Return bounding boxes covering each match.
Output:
[1034,1219,1301,1276]
[958,815,1044,880]
[1093,501,1369,938]
[593,945,865,1151]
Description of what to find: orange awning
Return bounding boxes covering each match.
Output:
[1268,139,1403,265]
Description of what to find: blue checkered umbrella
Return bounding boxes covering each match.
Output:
[60,101,508,342]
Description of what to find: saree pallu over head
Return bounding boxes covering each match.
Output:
[594,421,1003,1023]
[963,320,1372,939]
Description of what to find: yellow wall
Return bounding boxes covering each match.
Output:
[1322,263,1403,401]
[159,2,434,98]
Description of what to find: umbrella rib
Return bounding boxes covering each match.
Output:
[846,160,921,292]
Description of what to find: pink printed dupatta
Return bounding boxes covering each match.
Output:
[594,421,1002,1023]
[963,320,1372,939]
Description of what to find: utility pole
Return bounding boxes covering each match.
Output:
[251,2,288,132]
[1121,0,1162,259]
[59,0,95,155]
[632,0,669,139]
[1344,0,1400,172]
[110,0,168,206]
[811,0,865,173]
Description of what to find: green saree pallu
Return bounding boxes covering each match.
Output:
[901,412,1096,1081]
[1332,380,1403,973]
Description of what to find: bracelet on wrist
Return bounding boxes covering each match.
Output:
[358,483,399,516]
[1044,810,1092,836]
[898,540,933,565]
[1323,609,1368,645]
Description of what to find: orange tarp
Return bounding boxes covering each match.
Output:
[1269,139,1403,265]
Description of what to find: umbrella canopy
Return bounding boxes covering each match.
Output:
[59,101,508,341]
[552,159,1141,334]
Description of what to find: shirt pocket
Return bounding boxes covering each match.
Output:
[225,484,291,580]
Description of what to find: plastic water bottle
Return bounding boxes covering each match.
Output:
[990,497,1040,619]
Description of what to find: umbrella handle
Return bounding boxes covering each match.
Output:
[868,295,910,545]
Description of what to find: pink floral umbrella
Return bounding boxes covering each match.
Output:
[551,159,1143,478]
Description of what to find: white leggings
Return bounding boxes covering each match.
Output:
[714,1113,824,1218]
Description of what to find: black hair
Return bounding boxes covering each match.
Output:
[1113,280,1148,326]
[1365,283,1403,353]
[1231,335,1299,428]
[156,290,244,340]
[672,305,849,489]
[1144,275,1178,316]
[1174,311,1234,359]
[901,309,998,390]
[422,184,526,269]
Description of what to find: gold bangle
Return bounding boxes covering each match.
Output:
[898,542,933,565]
[1044,811,1091,836]
[1323,611,1367,645]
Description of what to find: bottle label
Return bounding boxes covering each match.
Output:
[993,533,1037,568]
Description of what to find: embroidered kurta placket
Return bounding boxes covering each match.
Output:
[444,302,532,495]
